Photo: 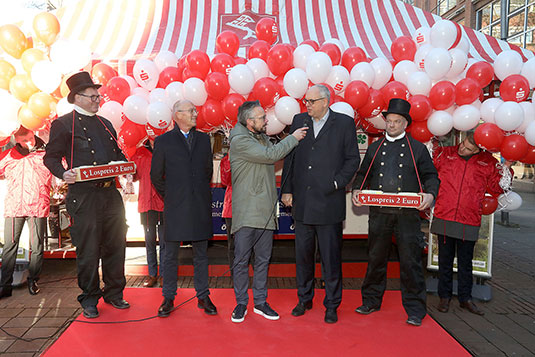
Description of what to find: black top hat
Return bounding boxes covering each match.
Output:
[382,98,412,125]
[66,71,101,104]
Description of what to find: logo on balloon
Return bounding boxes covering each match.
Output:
[220,11,277,47]
[334,82,344,92]
[516,90,525,101]
[139,70,149,81]
[416,34,425,44]
[158,119,167,128]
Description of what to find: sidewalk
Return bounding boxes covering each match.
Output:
[0,186,533,356]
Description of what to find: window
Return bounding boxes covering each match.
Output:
[434,0,457,16]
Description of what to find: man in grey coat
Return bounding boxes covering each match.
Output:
[229,101,307,323]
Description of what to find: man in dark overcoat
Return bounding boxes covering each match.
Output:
[281,84,360,324]
[151,99,216,317]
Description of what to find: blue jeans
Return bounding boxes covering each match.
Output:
[144,224,165,277]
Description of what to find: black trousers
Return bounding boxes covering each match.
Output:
[437,234,476,303]
[362,212,427,319]
[162,240,209,300]
[66,186,127,308]
[294,221,343,309]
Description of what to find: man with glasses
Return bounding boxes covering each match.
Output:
[44,71,129,319]
[151,100,217,318]
[282,84,360,324]
[228,101,307,323]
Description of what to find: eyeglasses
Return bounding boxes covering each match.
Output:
[177,108,198,114]
[303,97,326,105]
[77,93,101,102]
[249,115,266,121]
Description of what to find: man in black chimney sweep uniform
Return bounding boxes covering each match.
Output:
[44,72,129,319]
[352,98,439,327]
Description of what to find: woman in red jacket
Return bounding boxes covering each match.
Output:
[431,132,512,315]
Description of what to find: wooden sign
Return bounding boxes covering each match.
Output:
[75,161,136,182]
[357,190,422,208]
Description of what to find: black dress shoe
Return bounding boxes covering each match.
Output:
[324,308,338,324]
[291,301,313,317]
[460,300,484,316]
[104,298,130,309]
[158,298,174,317]
[83,306,99,319]
[27,279,40,295]
[437,298,450,313]
[198,296,217,315]
[0,286,12,299]
[355,305,380,315]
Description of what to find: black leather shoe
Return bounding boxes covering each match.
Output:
[83,306,99,319]
[355,305,380,315]
[0,287,12,299]
[158,298,174,317]
[197,296,217,315]
[324,308,338,324]
[104,299,130,309]
[27,279,40,295]
[460,300,484,316]
[437,298,450,313]
[291,301,313,317]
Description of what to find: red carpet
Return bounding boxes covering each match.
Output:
[44,289,468,356]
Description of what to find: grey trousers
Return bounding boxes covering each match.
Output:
[232,227,273,306]
[1,217,46,287]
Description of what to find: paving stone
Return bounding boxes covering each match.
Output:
[0,309,23,318]
[43,308,79,318]
[0,339,15,352]
[5,337,47,353]
[31,317,70,328]
[2,318,37,329]
[0,328,29,339]
[22,327,58,340]
[17,309,51,318]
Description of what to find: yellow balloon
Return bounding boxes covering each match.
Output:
[0,59,16,90]
[0,24,29,59]
[18,104,45,131]
[21,48,45,73]
[33,12,60,46]
[28,92,57,119]
[9,74,39,102]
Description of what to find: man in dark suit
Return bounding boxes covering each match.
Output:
[281,84,360,324]
[150,99,217,318]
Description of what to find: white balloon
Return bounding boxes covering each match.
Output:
[455,36,470,54]
[293,44,316,70]
[149,88,167,105]
[133,59,159,91]
[146,101,172,130]
[427,110,453,136]
[498,191,522,211]
[452,105,480,131]
[462,58,480,78]
[493,50,523,81]
[30,60,62,94]
[350,62,375,87]
[165,81,185,108]
[447,48,468,78]
[470,99,482,110]
[366,115,386,130]
[407,71,432,96]
[370,57,392,90]
[430,20,458,49]
[123,95,149,124]
[0,89,22,135]
[525,121,535,146]
[424,48,452,80]
[131,87,150,101]
[306,52,332,84]
[246,58,269,81]
[98,101,124,132]
[393,60,418,86]
[228,64,255,95]
[324,38,345,54]
[325,65,350,94]
[520,57,535,89]
[517,102,535,133]
[283,68,309,99]
[274,96,300,125]
[50,39,91,74]
[265,108,286,135]
[120,75,139,91]
[56,97,74,117]
[183,77,208,106]
[413,26,431,47]
[154,51,178,72]
[414,44,433,71]
[495,101,524,131]
[445,104,457,115]
[480,98,503,124]
[330,101,354,119]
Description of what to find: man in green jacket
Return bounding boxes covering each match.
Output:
[229,101,307,323]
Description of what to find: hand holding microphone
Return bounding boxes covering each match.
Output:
[292,121,308,141]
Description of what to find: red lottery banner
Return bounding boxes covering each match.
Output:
[357,191,421,208]
[75,162,136,182]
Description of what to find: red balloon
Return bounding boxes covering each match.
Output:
[499,74,530,102]
[194,106,209,132]
[266,44,292,76]
[107,77,130,104]
[300,39,319,51]
[215,30,240,56]
[284,43,295,53]
[429,81,456,110]
[481,194,499,215]
[408,120,433,142]
[204,72,230,101]
[358,89,385,118]
[409,95,432,122]
[474,123,504,152]
[501,134,529,161]
[98,85,111,107]
[210,53,235,75]
[334,95,345,103]
[319,43,341,65]
[341,47,367,72]
[255,18,278,45]
[222,93,246,125]
[521,145,535,164]
[145,122,166,140]
[250,78,280,108]
[248,40,271,61]
[466,61,494,88]
[91,63,117,86]
[390,36,417,63]
[275,75,289,97]
[186,50,211,79]
[320,83,335,105]
[234,56,247,65]
[201,99,225,127]
[344,80,369,109]
[358,117,384,135]
[381,81,409,104]
[182,67,204,81]
[455,78,480,106]
[157,66,181,89]
[119,119,146,148]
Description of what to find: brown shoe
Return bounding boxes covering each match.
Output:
[437,298,450,313]
[460,300,484,316]
[143,276,158,288]
[158,276,163,287]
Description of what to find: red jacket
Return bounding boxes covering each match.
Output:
[220,154,232,218]
[433,145,508,227]
[131,143,164,213]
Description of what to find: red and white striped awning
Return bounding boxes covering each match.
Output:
[56,0,534,69]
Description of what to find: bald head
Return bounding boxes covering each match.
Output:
[172,99,198,132]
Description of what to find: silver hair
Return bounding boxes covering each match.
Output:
[237,100,262,126]
[172,99,193,114]
[310,84,330,102]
